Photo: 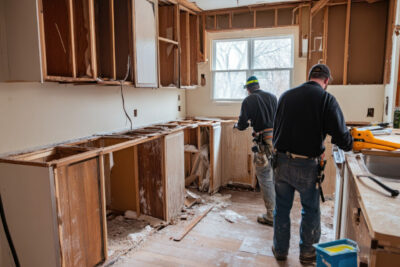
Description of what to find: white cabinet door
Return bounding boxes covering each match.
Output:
[134,0,158,87]
[164,131,185,221]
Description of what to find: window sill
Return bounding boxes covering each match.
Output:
[212,100,243,105]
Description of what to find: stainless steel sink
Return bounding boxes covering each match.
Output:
[363,154,400,179]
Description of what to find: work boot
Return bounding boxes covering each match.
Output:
[257,213,273,226]
[271,246,287,261]
[299,252,316,265]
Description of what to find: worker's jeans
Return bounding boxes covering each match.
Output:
[273,154,321,256]
[254,139,275,220]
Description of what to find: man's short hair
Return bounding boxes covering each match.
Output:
[308,64,332,81]
[247,83,260,92]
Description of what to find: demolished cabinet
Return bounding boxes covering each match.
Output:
[63,136,147,216]
[0,147,107,267]
[198,122,222,194]
[38,0,97,82]
[158,2,179,87]
[94,0,135,84]
[221,120,256,188]
[118,127,185,221]
[164,131,185,221]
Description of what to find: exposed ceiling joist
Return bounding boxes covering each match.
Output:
[311,0,329,16]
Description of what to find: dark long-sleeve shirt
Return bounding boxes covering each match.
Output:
[273,81,353,157]
[237,89,278,132]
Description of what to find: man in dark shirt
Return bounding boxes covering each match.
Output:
[236,76,278,226]
[271,64,353,264]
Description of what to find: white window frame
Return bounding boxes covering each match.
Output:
[211,35,294,102]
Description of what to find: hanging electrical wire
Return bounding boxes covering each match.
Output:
[120,55,133,131]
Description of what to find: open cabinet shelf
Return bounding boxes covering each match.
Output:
[158,2,179,88]
[39,0,97,81]
[94,0,135,83]
[180,11,199,87]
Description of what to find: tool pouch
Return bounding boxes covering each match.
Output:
[254,152,268,168]
[253,134,268,168]
[253,132,275,168]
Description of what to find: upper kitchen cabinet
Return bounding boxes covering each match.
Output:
[134,0,159,88]
[38,0,97,82]
[180,11,199,88]
[94,0,135,85]
[2,0,200,85]
[158,1,179,88]
[0,0,42,82]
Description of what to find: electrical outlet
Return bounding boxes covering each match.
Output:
[201,74,206,86]
[367,108,374,117]
[178,106,181,112]
[134,109,138,117]
[178,95,181,101]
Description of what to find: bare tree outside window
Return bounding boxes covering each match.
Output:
[212,36,293,100]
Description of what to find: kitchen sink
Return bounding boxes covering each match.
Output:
[363,153,400,179]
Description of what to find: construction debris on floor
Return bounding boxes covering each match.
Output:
[104,188,335,267]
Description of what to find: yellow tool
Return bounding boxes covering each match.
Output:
[351,128,400,151]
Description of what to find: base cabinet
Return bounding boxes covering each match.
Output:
[344,163,400,267]
[0,152,106,267]
[221,121,255,188]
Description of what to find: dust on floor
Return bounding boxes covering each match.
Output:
[104,188,335,267]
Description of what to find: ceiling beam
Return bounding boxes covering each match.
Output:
[166,0,202,12]
[311,0,329,16]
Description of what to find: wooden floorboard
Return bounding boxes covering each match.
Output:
[112,189,334,267]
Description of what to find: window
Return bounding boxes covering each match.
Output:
[212,36,293,101]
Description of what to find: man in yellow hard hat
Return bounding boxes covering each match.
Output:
[235,76,278,226]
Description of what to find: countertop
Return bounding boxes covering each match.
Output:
[346,129,400,246]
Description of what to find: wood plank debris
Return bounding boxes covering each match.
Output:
[173,205,213,241]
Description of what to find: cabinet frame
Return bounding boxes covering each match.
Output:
[38,0,98,82]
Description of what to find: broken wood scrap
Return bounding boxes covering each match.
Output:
[184,189,201,208]
[173,205,213,241]
[184,197,197,208]
[185,174,199,187]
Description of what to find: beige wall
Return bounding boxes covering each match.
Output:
[0,82,185,154]
[329,85,385,123]
[186,26,386,123]
[186,26,307,118]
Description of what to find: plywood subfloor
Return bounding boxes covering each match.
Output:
[111,189,334,266]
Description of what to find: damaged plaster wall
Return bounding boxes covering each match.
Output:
[0,83,186,154]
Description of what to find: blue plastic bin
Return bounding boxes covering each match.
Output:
[313,239,358,267]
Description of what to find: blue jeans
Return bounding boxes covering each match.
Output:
[254,139,275,219]
[273,153,321,256]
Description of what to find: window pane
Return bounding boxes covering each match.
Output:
[213,71,247,99]
[214,40,248,70]
[253,38,292,69]
[253,70,291,98]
